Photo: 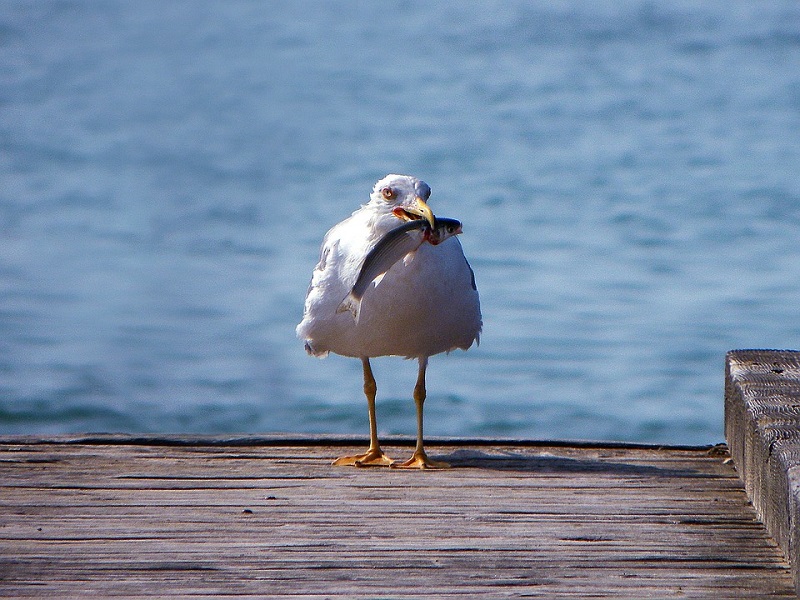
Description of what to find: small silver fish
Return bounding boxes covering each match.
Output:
[337,217,463,321]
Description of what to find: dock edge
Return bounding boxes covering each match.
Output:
[726,349,800,596]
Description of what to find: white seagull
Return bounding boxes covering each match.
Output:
[297,174,482,469]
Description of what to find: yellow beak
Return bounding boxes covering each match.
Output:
[405,196,436,228]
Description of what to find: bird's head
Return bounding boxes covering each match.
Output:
[370,174,435,228]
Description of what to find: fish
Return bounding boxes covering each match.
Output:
[337,217,463,322]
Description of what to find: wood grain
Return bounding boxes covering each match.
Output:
[0,437,794,598]
[726,349,800,597]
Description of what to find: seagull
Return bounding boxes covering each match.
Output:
[297,174,482,469]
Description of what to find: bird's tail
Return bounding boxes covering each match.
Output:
[336,293,362,323]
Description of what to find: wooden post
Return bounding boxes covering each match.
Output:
[726,349,800,597]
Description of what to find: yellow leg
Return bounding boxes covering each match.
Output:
[393,357,450,470]
[333,358,394,467]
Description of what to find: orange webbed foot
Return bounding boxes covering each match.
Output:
[332,448,394,468]
[391,450,450,470]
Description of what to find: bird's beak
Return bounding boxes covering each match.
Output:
[402,197,436,229]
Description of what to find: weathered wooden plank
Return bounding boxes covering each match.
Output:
[726,349,800,596]
[0,439,795,598]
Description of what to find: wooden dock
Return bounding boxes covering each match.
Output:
[2,349,800,598]
[0,437,794,598]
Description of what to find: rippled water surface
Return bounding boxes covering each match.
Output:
[2,1,800,444]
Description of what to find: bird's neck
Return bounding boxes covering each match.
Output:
[362,205,404,240]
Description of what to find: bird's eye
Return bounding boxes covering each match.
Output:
[381,187,396,201]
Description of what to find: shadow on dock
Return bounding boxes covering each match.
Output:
[437,448,710,478]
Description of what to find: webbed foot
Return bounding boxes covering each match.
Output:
[332,448,394,467]
[391,450,450,470]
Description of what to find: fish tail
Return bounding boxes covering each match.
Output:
[336,293,362,322]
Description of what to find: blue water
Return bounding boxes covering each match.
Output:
[2,1,800,445]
